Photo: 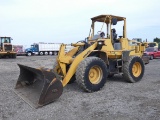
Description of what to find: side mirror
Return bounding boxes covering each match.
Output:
[85,37,89,42]
[112,18,117,25]
[119,36,123,38]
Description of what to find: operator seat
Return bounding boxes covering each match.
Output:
[112,28,118,43]
[112,28,121,50]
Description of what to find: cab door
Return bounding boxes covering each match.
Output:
[153,48,160,57]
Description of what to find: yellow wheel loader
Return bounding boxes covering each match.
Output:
[14,14,146,108]
[0,37,17,58]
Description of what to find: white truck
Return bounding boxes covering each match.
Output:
[25,42,62,56]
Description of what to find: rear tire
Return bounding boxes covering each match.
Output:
[76,57,108,92]
[53,51,58,55]
[123,56,145,83]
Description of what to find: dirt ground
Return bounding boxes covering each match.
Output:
[0,56,160,120]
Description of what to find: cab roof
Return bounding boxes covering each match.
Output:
[0,36,11,38]
[91,14,126,23]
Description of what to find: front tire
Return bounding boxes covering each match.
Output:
[76,57,108,92]
[123,56,145,83]
[27,52,32,56]
[150,55,154,60]
[44,52,48,55]
[49,52,53,55]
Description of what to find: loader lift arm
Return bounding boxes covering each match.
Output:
[57,42,98,86]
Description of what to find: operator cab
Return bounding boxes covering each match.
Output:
[0,37,12,43]
[0,37,12,49]
[88,14,126,50]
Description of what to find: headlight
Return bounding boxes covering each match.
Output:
[98,41,103,45]
[97,41,104,50]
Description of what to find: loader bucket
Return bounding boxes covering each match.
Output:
[14,64,63,108]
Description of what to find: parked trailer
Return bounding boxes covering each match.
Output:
[25,42,62,56]
[13,45,26,56]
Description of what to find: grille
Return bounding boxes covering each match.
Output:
[4,45,12,51]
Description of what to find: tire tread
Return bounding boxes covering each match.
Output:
[76,57,107,92]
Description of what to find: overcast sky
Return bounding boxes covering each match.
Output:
[0,0,160,47]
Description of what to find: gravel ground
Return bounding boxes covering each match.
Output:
[0,56,160,120]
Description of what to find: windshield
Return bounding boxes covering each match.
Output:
[148,43,156,47]
[92,20,123,39]
[145,47,154,52]
[31,45,34,48]
[132,38,142,42]
[1,37,11,43]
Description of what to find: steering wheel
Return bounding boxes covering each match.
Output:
[97,31,105,38]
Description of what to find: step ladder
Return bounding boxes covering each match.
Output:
[115,54,123,74]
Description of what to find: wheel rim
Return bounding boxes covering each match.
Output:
[132,62,142,77]
[45,52,48,55]
[49,52,52,55]
[54,52,57,55]
[89,65,103,84]
[28,53,31,56]
[40,52,43,55]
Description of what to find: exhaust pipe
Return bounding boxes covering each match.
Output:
[14,64,63,108]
